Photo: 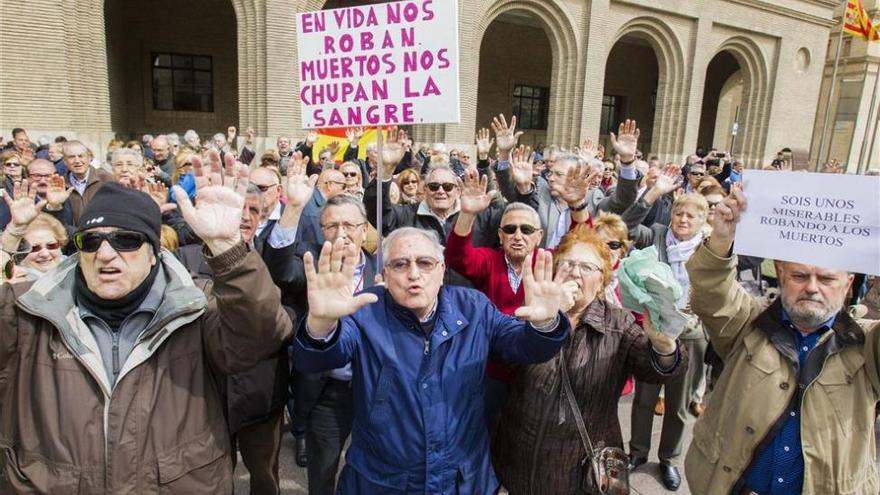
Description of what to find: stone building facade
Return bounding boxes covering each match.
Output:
[0,0,837,167]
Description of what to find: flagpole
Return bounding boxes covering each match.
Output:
[375,127,384,268]
[867,99,880,171]
[817,0,848,170]
[857,61,880,173]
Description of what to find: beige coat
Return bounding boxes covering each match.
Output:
[684,245,879,495]
[0,243,292,493]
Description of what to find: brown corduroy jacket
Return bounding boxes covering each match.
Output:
[0,243,292,493]
[492,298,688,494]
[68,167,114,225]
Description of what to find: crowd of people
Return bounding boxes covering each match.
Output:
[0,117,878,495]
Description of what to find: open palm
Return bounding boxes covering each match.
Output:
[609,120,640,163]
[2,180,45,227]
[510,145,535,187]
[515,249,564,325]
[305,239,379,335]
[459,169,495,214]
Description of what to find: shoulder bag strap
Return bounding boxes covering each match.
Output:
[559,352,596,456]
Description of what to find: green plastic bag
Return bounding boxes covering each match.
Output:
[618,246,688,338]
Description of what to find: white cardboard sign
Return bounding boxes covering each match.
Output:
[735,170,880,275]
[296,0,460,129]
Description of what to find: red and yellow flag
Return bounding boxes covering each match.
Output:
[844,0,880,41]
[311,128,389,164]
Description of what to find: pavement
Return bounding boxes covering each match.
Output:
[235,395,880,495]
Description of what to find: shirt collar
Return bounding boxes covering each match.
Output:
[780,307,836,336]
[69,170,89,186]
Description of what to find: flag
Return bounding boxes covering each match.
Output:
[311,128,389,164]
[844,0,880,41]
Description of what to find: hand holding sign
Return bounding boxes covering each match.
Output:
[708,184,747,257]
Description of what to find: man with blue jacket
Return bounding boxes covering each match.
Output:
[293,226,570,494]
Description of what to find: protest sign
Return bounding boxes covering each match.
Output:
[296,0,460,128]
[735,170,880,275]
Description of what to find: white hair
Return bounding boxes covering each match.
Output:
[166,133,180,146]
[184,129,199,144]
[502,202,541,226]
[381,227,445,261]
[111,148,143,167]
[141,134,154,145]
[431,142,448,154]
[213,133,226,142]
[37,135,51,146]
[365,142,377,153]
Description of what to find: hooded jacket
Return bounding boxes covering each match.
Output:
[0,243,292,493]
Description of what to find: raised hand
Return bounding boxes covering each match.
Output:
[609,119,640,163]
[649,164,683,199]
[306,131,319,147]
[514,249,565,326]
[381,127,408,178]
[510,145,535,189]
[559,163,596,207]
[1,180,45,228]
[327,140,341,156]
[475,128,494,160]
[346,127,365,145]
[227,126,237,145]
[707,183,747,257]
[45,175,73,207]
[576,137,597,164]
[459,169,496,215]
[304,238,380,336]
[285,153,318,209]
[244,127,255,145]
[491,114,524,158]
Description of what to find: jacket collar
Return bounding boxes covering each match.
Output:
[416,199,460,224]
[574,298,609,335]
[753,297,865,348]
[381,286,470,343]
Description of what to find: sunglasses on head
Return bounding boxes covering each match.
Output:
[73,230,149,253]
[606,240,624,250]
[500,224,538,235]
[426,182,456,193]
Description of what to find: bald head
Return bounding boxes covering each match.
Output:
[317,169,346,199]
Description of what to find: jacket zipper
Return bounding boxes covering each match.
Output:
[423,338,431,355]
[111,330,120,384]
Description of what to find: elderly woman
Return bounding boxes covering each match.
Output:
[1,149,24,186]
[622,190,710,490]
[492,228,686,495]
[339,161,365,200]
[395,167,423,205]
[1,213,67,282]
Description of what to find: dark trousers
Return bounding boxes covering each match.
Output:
[306,378,355,495]
[235,409,284,495]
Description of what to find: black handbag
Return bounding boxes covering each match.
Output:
[559,353,630,495]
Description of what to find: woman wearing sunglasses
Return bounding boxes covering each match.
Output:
[5,213,67,280]
[395,167,423,205]
[493,228,686,495]
[339,161,365,201]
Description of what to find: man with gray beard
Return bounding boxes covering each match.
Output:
[682,186,880,495]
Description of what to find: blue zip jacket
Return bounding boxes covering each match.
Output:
[293,285,569,494]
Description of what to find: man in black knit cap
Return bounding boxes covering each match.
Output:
[0,178,292,493]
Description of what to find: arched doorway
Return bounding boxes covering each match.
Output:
[602,34,660,155]
[476,11,554,148]
[696,52,743,155]
[105,0,239,138]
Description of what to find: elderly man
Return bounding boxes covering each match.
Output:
[0,173,292,492]
[109,147,145,185]
[297,165,347,246]
[293,225,570,493]
[263,194,378,495]
[150,135,175,176]
[249,166,285,251]
[683,187,880,495]
[63,140,112,224]
[492,116,642,248]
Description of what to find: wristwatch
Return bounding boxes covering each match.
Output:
[570,201,590,212]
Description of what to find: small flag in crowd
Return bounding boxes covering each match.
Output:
[311,128,389,164]
[844,0,880,41]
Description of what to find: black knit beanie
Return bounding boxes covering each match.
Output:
[76,182,162,253]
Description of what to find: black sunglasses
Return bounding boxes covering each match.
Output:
[342,172,359,178]
[426,182,456,193]
[606,240,624,250]
[74,231,149,253]
[689,171,705,177]
[255,183,278,192]
[500,224,538,235]
[29,241,61,253]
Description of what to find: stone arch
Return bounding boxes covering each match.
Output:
[710,36,771,166]
[608,16,687,161]
[469,0,582,146]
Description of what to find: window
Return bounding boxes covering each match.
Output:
[600,95,622,135]
[512,85,549,130]
[151,52,214,112]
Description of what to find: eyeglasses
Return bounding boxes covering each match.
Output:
[500,224,539,235]
[321,222,365,234]
[29,241,61,253]
[341,171,359,178]
[426,182,456,193]
[557,259,601,275]
[73,230,149,253]
[604,168,615,173]
[461,155,470,160]
[689,171,705,177]
[606,240,624,250]
[401,179,419,186]
[3,161,21,167]
[707,200,721,208]
[385,256,441,274]
[254,183,279,192]
[326,180,347,188]
[28,172,53,180]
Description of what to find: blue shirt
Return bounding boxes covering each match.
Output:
[743,310,836,494]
